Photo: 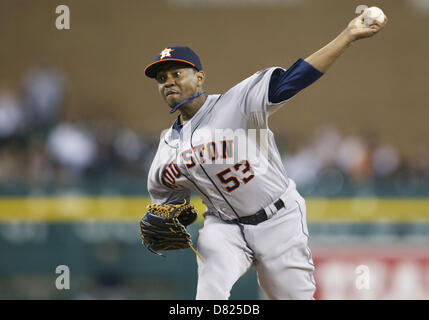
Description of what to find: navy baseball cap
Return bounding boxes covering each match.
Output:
[144,46,203,78]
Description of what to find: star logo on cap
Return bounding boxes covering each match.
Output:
[160,48,174,59]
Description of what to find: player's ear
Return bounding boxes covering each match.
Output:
[196,70,205,87]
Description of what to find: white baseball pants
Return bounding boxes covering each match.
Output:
[195,182,316,300]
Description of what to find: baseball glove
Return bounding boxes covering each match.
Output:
[139,200,203,262]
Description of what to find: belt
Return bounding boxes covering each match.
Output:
[237,198,285,225]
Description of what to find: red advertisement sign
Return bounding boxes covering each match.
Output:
[312,245,429,300]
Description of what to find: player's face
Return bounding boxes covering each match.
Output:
[155,66,203,107]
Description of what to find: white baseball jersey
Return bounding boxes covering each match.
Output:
[147,66,292,220]
[147,59,322,299]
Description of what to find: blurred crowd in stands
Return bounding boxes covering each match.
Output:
[0,65,157,195]
[0,66,428,196]
[283,126,429,196]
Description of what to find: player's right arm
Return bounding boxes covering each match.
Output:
[147,133,191,206]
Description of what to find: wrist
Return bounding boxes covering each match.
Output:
[341,28,356,46]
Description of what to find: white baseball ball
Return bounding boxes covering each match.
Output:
[365,7,385,25]
[355,6,385,28]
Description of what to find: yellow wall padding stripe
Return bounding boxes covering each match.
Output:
[306,198,429,223]
[0,197,428,223]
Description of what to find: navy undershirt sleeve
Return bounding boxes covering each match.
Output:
[268,58,324,104]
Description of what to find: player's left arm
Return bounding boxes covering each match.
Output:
[304,14,388,73]
[267,13,388,105]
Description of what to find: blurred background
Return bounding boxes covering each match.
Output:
[0,0,428,299]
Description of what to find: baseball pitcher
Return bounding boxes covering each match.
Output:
[140,10,388,299]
